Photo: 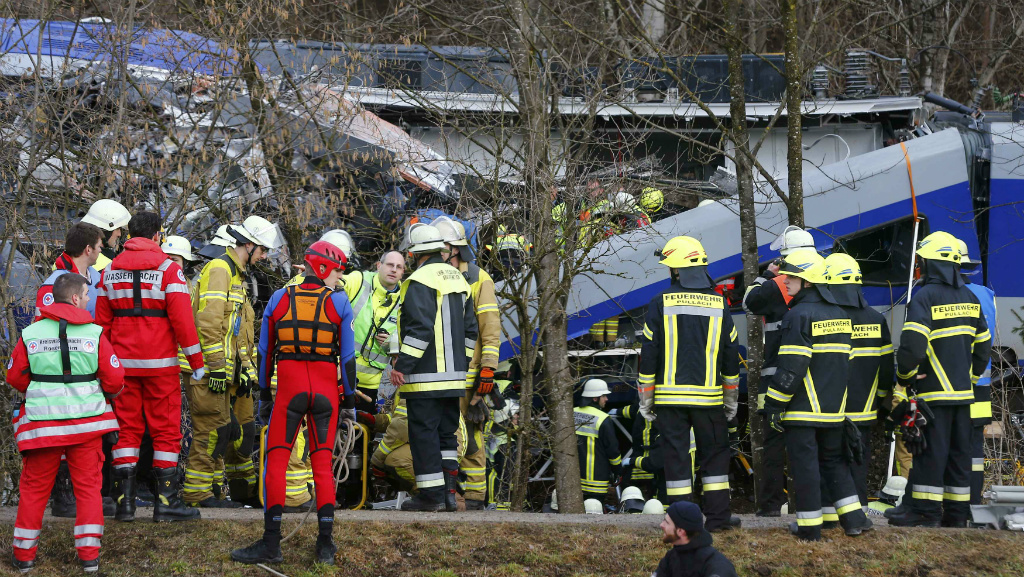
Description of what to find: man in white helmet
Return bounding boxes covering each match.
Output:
[431,215,501,510]
[80,199,132,271]
[574,379,623,502]
[391,224,478,512]
[185,215,284,509]
[740,225,814,517]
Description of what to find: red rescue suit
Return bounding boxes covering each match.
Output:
[258,278,356,514]
[7,304,124,564]
[95,237,204,470]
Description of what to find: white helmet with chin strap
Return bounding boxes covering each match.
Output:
[770,225,815,256]
[210,225,236,247]
[404,223,447,254]
[81,199,131,231]
[320,229,354,260]
[229,216,285,249]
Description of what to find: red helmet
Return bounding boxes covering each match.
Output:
[304,240,347,280]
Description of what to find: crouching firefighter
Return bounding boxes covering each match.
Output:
[762,249,872,541]
[231,241,357,565]
[886,232,991,528]
[8,273,125,574]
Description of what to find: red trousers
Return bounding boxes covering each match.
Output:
[15,436,104,562]
[112,375,182,469]
[264,360,338,511]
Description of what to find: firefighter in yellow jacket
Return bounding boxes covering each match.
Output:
[185,216,284,507]
[431,216,501,510]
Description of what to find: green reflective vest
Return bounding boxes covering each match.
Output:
[22,319,106,421]
[349,271,400,389]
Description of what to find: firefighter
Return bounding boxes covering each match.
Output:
[94,211,204,523]
[958,240,995,504]
[823,253,893,510]
[8,273,124,574]
[485,225,531,282]
[741,225,813,516]
[618,400,666,502]
[762,249,872,541]
[344,248,405,413]
[886,232,991,527]
[36,223,105,321]
[80,199,132,272]
[196,224,239,260]
[638,236,739,532]
[231,240,356,565]
[164,235,199,472]
[486,399,519,511]
[390,224,478,512]
[574,379,622,501]
[431,215,500,510]
[185,216,283,508]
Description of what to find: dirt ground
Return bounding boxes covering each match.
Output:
[0,508,1022,577]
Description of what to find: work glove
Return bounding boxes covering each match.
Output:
[842,418,863,465]
[476,367,496,394]
[466,400,489,426]
[207,370,228,393]
[765,409,785,433]
[259,388,274,425]
[103,430,119,446]
[639,390,656,422]
[191,367,206,382]
[237,365,257,398]
[728,417,740,456]
[228,410,242,442]
[356,411,376,427]
[723,385,739,420]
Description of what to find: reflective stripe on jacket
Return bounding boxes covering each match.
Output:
[461,262,501,388]
[22,319,106,421]
[395,257,478,398]
[195,249,255,376]
[845,307,894,423]
[347,271,400,389]
[574,405,621,492]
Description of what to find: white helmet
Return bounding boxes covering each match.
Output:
[620,486,646,513]
[611,191,637,211]
[879,475,907,500]
[956,238,981,268]
[549,489,558,512]
[230,215,285,249]
[81,199,131,231]
[320,229,354,259]
[581,378,612,398]
[210,224,236,247]
[642,499,665,514]
[161,235,196,261]
[770,225,815,256]
[584,499,604,514]
[405,223,446,254]
[431,216,469,246]
[697,199,717,208]
[492,399,520,425]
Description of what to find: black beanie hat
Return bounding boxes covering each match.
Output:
[667,501,705,533]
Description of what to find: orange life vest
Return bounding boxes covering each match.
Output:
[274,285,339,362]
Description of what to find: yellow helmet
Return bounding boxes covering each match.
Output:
[824,253,862,285]
[779,248,827,283]
[640,187,664,212]
[658,236,707,268]
[916,231,962,264]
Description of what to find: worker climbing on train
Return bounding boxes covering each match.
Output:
[231,240,356,565]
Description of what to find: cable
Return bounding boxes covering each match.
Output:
[802,133,851,163]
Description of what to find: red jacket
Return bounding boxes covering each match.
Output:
[34,253,101,322]
[7,304,123,451]
[95,238,204,376]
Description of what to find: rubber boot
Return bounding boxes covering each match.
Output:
[887,508,940,528]
[400,488,445,512]
[464,499,487,511]
[112,466,137,522]
[102,496,115,517]
[843,516,874,536]
[231,506,284,564]
[788,521,821,542]
[152,468,201,522]
[315,504,337,565]
[708,516,742,533]
[193,496,243,509]
[443,469,460,512]
[11,553,34,574]
[229,478,259,507]
[51,462,77,518]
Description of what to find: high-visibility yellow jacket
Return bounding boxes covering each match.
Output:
[460,262,500,389]
[195,248,256,378]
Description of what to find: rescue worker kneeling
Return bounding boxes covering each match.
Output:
[762,249,872,541]
[231,241,357,565]
[574,379,622,501]
[8,273,125,574]
[638,236,739,532]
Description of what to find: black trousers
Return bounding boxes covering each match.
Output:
[658,406,731,530]
[851,424,873,508]
[971,425,985,504]
[785,425,867,540]
[406,396,461,493]
[906,404,972,523]
[758,419,788,512]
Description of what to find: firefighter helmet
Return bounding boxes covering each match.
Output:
[658,236,708,268]
[916,231,962,264]
[320,229,354,259]
[161,236,196,261]
[642,499,665,514]
[230,216,285,249]
[770,225,815,256]
[779,248,827,284]
[640,187,664,212]
[824,253,862,285]
[81,199,131,231]
[581,378,611,398]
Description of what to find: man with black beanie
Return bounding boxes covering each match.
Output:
[654,501,737,577]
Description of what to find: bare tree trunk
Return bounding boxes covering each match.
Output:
[780,0,804,227]
[725,0,767,509]
[642,0,667,45]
